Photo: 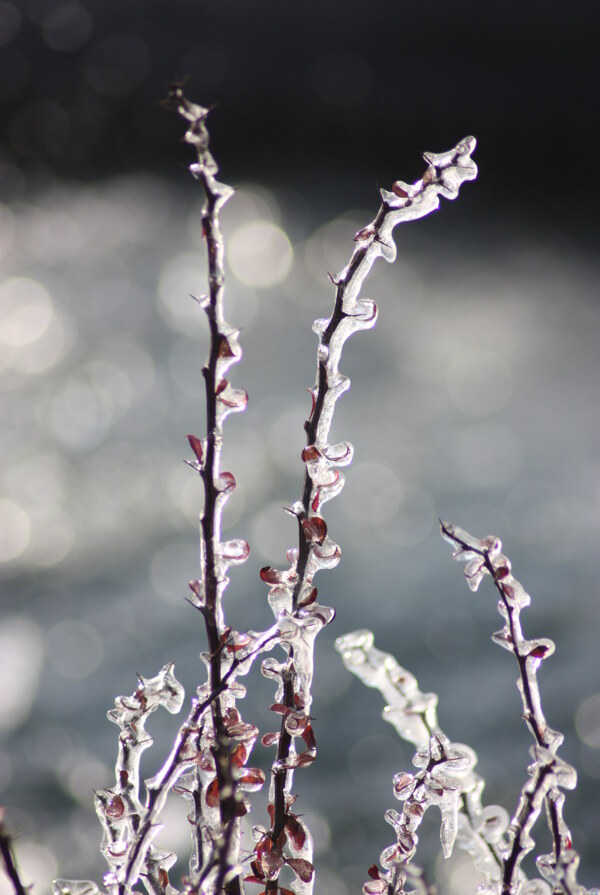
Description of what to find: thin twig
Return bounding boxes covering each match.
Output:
[441,521,582,895]
[0,813,29,895]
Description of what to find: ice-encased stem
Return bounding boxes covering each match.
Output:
[335,631,511,894]
[441,521,592,895]
[258,139,477,895]
[171,85,256,895]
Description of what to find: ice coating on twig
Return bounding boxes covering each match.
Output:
[441,521,594,895]
[335,631,514,893]
[256,139,477,895]
[96,665,185,894]
[167,85,264,895]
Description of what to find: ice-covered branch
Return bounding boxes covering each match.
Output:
[254,140,478,895]
[168,84,261,894]
[335,631,510,895]
[441,521,592,895]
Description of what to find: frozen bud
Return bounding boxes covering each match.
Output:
[284,712,309,735]
[105,795,126,819]
[475,805,509,844]
[286,858,314,883]
[261,657,285,679]
[393,772,416,799]
[317,343,330,363]
[215,471,236,493]
[186,434,204,465]
[363,880,388,895]
[219,539,250,565]
[379,844,402,869]
[464,556,487,592]
[301,515,328,545]
[354,226,376,242]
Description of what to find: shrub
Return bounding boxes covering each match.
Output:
[1,86,595,895]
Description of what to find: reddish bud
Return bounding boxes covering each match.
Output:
[239,767,266,787]
[301,515,327,545]
[216,471,236,493]
[260,567,285,584]
[215,378,228,396]
[391,181,409,198]
[422,166,436,186]
[301,445,321,463]
[528,644,550,659]
[354,226,375,243]
[393,772,414,797]
[286,858,314,883]
[261,732,280,747]
[294,751,316,767]
[301,724,317,751]
[106,795,125,818]
[285,815,307,851]
[206,779,220,807]
[219,386,248,409]
[367,866,381,880]
[231,743,247,767]
[298,587,318,608]
[217,336,235,358]
[187,434,204,464]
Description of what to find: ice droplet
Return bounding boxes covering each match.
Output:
[475,804,509,844]
[219,538,250,565]
[363,880,387,895]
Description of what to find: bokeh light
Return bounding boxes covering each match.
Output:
[228,219,293,289]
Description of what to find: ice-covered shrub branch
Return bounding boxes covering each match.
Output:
[255,134,478,895]
[441,522,588,895]
[166,85,266,895]
[335,631,512,895]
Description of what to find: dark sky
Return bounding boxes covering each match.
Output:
[2,0,599,234]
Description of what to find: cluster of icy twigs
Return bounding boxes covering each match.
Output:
[1,87,595,895]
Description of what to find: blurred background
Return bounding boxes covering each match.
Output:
[0,1,599,893]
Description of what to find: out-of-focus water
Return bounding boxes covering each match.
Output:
[0,174,599,893]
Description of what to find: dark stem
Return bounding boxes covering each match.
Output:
[0,817,29,895]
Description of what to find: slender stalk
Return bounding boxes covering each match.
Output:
[0,813,29,895]
[169,84,248,893]
[260,139,478,894]
[336,630,506,893]
[441,521,582,895]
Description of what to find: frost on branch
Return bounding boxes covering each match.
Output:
[255,138,476,895]
[335,631,513,894]
[441,521,593,895]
